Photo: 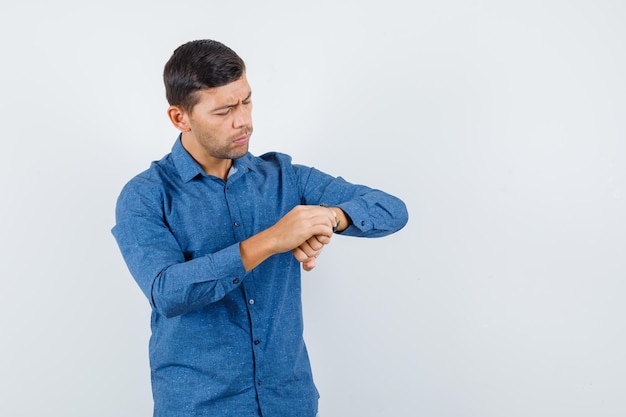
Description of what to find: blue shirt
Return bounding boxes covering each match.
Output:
[112,137,408,417]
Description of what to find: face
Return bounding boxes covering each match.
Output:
[178,74,253,165]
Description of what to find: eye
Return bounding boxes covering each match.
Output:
[215,108,231,116]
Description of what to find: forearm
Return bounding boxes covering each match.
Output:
[298,166,408,237]
[239,228,278,272]
[331,191,408,237]
[112,208,246,318]
[149,243,247,318]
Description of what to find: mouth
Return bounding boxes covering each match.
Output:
[232,128,252,145]
[233,135,250,145]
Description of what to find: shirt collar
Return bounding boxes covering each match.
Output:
[171,134,255,183]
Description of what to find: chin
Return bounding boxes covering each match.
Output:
[230,148,249,159]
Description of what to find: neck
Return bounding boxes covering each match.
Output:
[181,133,233,180]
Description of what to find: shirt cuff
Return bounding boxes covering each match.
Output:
[211,242,248,291]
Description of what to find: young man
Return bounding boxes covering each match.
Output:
[112,39,408,417]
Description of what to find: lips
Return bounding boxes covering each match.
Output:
[233,135,250,145]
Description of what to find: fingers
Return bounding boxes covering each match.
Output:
[271,205,337,254]
[292,234,328,271]
[295,251,318,272]
[292,247,317,271]
[303,208,337,241]
[306,235,327,251]
[299,205,338,236]
[314,234,331,245]
[292,239,323,262]
[277,205,339,271]
[302,259,316,271]
[300,235,330,257]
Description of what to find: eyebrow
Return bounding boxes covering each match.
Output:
[212,90,252,113]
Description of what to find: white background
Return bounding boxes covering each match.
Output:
[1,1,625,416]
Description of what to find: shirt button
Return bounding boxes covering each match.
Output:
[361,220,366,226]
[257,380,262,386]
[234,222,240,227]
[232,278,240,285]
[254,340,260,345]
[248,299,255,305]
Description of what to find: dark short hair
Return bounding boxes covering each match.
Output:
[163,39,246,112]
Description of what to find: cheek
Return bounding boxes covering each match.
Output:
[194,119,222,135]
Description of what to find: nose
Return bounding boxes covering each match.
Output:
[232,104,252,129]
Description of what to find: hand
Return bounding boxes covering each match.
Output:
[269,205,337,254]
[292,234,331,271]
[239,205,338,272]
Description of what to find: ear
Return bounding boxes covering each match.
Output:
[167,105,191,132]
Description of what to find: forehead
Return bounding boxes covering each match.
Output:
[194,74,251,107]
